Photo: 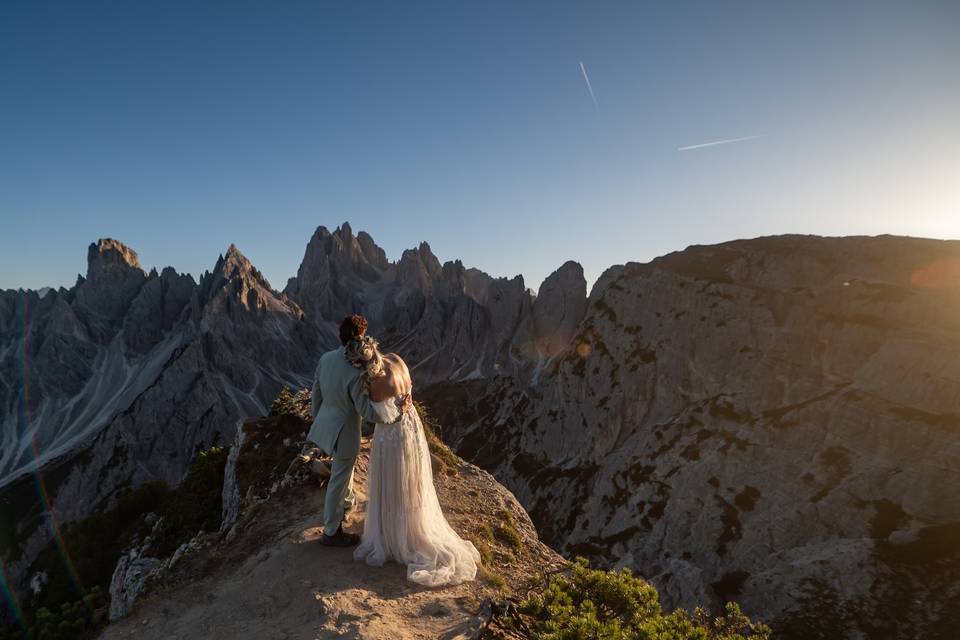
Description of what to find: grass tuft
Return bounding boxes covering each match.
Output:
[494,508,523,552]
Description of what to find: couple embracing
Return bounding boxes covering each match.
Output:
[307,314,480,587]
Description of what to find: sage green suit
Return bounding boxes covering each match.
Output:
[307,346,392,535]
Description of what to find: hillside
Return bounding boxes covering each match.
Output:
[420,234,960,639]
[93,393,564,640]
[88,392,769,640]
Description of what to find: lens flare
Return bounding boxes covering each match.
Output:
[0,564,29,637]
[910,257,960,289]
[20,294,87,601]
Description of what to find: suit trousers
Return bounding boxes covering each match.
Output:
[323,452,358,535]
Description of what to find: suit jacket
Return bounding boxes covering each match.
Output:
[307,346,393,458]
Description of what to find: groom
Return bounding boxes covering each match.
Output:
[308,314,407,547]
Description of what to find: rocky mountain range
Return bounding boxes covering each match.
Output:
[421,234,960,639]
[0,239,318,591]
[0,223,570,604]
[2,226,959,638]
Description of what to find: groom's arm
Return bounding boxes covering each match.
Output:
[347,375,405,424]
[310,360,323,418]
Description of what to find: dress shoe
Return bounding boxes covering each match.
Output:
[320,526,360,547]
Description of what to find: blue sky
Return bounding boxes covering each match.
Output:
[2,1,958,293]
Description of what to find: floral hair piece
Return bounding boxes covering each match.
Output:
[344,334,385,388]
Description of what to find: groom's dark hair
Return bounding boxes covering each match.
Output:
[339,314,368,345]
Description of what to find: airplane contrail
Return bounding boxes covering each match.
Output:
[579,61,598,110]
[677,135,762,151]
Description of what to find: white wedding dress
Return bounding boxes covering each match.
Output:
[354,396,480,586]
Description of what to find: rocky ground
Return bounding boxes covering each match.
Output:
[98,394,564,640]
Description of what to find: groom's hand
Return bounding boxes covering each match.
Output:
[397,393,413,413]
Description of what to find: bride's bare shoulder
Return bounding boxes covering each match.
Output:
[383,353,411,387]
[383,352,408,370]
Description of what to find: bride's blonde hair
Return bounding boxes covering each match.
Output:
[345,334,386,391]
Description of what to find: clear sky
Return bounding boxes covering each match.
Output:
[2,0,958,293]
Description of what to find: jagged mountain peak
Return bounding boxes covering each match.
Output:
[533,260,587,357]
[207,244,274,293]
[86,238,144,280]
[536,260,585,302]
[218,243,256,277]
[356,230,389,269]
[332,220,353,240]
[73,238,149,333]
[553,259,584,278]
[198,244,294,317]
[309,224,333,241]
[299,223,384,272]
[397,242,443,288]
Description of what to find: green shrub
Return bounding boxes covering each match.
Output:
[269,386,296,417]
[18,446,228,638]
[518,558,771,640]
[0,585,108,640]
[467,525,495,565]
[414,401,460,475]
[27,481,168,615]
[478,565,506,589]
[494,508,523,552]
[152,446,229,557]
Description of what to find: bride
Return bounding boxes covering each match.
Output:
[348,336,480,587]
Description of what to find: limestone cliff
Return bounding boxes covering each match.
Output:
[421,234,960,639]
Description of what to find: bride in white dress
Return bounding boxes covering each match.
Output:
[350,338,480,587]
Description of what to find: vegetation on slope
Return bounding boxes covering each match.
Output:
[3,388,772,640]
[0,446,228,640]
[415,401,461,476]
[503,558,770,640]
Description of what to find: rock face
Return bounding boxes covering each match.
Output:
[108,519,163,621]
[0,240,317,599]
[533,260,588,360]
[282,223,575,383]
[421,235,960,640]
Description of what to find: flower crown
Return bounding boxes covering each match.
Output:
[344,334,382,372]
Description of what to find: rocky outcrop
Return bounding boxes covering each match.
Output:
[100,390,564,639]
[107,523,209,622]
[282,222,567,383]
[282,222,390,326]
[108,519,163,621]
[218,390,319,540]
[533,260,588,359]
[75,239,149,340]
[422,234,960,640]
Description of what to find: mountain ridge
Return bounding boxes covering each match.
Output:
[420,233,960,638]
[3,227,959,639]
[0,222,584,614]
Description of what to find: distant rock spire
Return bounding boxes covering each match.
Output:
[533,261,587,356]
[86,238,143,281]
